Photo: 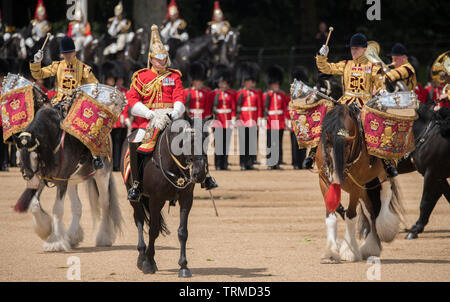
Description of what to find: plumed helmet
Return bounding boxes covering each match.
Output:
[35,0,47,19]
[212,1,224,22]
[211,63,232,87]
[264,64,284,86]
[148,24,170,66]
[60,36,76,54]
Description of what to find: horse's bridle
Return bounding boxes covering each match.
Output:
[153,125,200,189]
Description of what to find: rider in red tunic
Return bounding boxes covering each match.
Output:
[126,25,186,202]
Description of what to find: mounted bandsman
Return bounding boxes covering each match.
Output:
[25,0,51,49]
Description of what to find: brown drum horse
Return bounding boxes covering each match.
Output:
[316,103,406,263]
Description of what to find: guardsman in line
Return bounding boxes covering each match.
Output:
[210,64,236,170]
[30,35,102,169]
[236,62,263,170]
[262,64,289,170]
[184,61,218,190]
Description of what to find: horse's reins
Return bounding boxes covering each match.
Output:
[152,126,194,190]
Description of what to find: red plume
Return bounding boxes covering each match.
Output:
[34,0,47,20]
[165,0,179,22]
[325,184,341,212]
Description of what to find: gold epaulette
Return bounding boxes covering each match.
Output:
[168,68,182,78]
[178,19,187,30]
[130,68,150,95]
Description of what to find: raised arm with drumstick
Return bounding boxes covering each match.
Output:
[319,27,334,56]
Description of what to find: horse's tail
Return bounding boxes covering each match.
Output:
[86,172,123,235]
[107,173,124,235]
[375,178,407,243]
[140,199,170,237]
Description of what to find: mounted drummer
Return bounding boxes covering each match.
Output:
[383,43,417,92]
[29,35,103,170]
[25,0,51,50]
[103,1,133,56]
[160,0,189,59]
[308,32,399,177]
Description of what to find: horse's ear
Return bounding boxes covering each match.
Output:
[184,110,194,125]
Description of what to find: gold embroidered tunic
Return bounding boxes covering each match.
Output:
[316,54,383,107]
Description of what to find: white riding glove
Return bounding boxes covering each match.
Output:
[34,50,43,63]
[319,45,329,56]
[131,102,155,120]
[170,101,185,120]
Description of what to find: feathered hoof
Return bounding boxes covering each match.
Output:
[179,268,192,278]
[43,237,71,252]
[339,240,361,262]
[65,227,84,248]
[142,260,158,274]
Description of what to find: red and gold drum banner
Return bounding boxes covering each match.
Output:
[1,85,34,142]
[361,106,418,160]
[289,99,334,148]
[61,92,117,157]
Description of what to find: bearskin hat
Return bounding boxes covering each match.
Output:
[101,61,119,82]
[211,64,232,88]
[264,64,284,86]
[0,58,10,77]
[189,61,207,82]
[236,61,260,85]
[290,65,309,83]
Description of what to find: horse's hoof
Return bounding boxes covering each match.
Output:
[405,232,418,240]
[141,260,157,274]
[320,257,341,264]
[137,255,145,271]
[179,268,192,278]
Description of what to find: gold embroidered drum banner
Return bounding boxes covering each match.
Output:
[361,105,417,160]
[289,99,334,148]
[1,85,34,142]
[61,92,116,157]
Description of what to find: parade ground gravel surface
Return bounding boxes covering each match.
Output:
[0,132,449,282]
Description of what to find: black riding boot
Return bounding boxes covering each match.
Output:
[201,158,218,190]
[302,146,317,169]
[93,156,104,170]
[127,143,144,202]
[383,159,399,178]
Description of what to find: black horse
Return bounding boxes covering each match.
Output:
[16,106,122,252]
[121,114,208,277]
[172,34,221,77]
[398,103,450,239]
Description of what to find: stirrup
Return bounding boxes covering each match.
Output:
[93,157,104,170]
[128,181,141,202]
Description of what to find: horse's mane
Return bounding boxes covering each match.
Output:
[321,104,358,184]
[26,107,62,175]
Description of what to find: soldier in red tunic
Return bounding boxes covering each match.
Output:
[184,61,218,189]
[126,25,186,202]
[184,62,213,120]
[263,64,289,170]
[236,62,263,170]
[210,64,236,170]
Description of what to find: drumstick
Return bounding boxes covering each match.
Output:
[40,33,51,51]
[325,27,334,46]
